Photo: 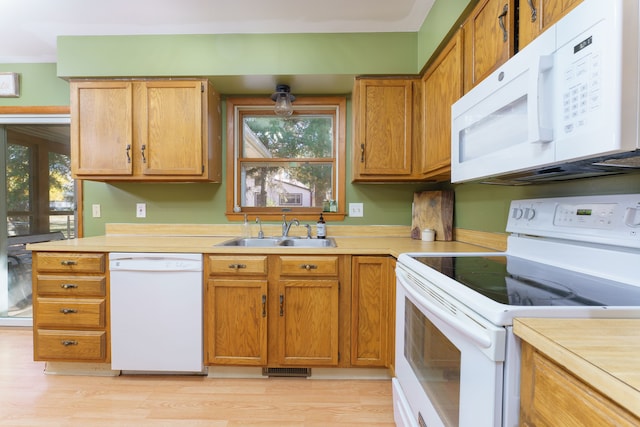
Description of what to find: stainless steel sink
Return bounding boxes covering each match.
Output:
[216,237,336,248]
[217,237,282,247]
[278,238,336,247]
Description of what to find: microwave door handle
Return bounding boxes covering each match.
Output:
[528,54,554,144]
[398,273,492,349]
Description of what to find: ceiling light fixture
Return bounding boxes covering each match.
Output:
[271,84,296,117]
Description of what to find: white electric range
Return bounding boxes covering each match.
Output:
[393,194,640,427]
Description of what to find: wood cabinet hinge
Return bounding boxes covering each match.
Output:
[201,83,205,93]
[202,164,205,173]
[338,352,341,362]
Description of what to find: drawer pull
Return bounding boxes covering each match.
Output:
[60,260,77,266]
[300,264,318,270]
[59,308,78,314]
[228,263,247,270]
[60,283,78,289]
[61,340,78,346]
[262,294,267,318]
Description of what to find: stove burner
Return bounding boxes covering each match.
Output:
[409,255,640,307]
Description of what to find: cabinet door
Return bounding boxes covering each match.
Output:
[352,78,414,180]
[351,256,391,367]
[70,81,133,177]
[519,0,583,50]
[421,32,463,180]
[520,342,640,427]
[137,81,205,176]
[276,279,339,366]
[462,0,516,92]
[206,279,268,365]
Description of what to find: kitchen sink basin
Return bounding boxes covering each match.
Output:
[216,237,336,248]
[278,238,336,247]
[217,237,282,247]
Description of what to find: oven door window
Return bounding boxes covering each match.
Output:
[405,298,461,426]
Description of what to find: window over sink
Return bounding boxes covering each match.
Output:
[226,97,346,221]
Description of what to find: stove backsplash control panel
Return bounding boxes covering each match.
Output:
[506,194,640,248]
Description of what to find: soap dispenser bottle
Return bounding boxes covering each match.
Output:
[242,214,251,238]
[316,213,326,239]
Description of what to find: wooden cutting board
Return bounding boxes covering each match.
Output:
[411,190,454,241]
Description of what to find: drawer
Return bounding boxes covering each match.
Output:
[207,255,268,276]
[36,275,106,297]
[36,298,106,328]
[34,329,107,361]
[35,252,105,274]
[278,256,339,276]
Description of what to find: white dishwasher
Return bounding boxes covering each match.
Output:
[109,252,204,374]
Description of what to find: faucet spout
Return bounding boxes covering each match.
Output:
[282,215,300,237]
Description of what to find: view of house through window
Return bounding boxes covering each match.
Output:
[228,97,346,220]
[2,122,74,324]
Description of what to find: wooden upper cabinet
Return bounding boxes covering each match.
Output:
[70,79,221,182]
[421,32,463,180]
[519,0,583,50]
[137,81,204,176]
[352,78,420,182]
[70,81,133,176]
[462,0,516,92]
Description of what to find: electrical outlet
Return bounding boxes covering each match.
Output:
[349,203,364,217]
[92,204,101,218]
[136,203,146,218]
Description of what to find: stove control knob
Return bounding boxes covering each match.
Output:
[624,207,640,228]
[523,207,536,220]
[511,208,523,219]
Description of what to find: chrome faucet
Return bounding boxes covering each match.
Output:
[282,214,299,237]
[255,217,264,239]
[303,224,312,239]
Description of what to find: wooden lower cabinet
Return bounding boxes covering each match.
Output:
[520,341,640,427]
[32,251,109,362]
[350,256,394,368]
[205,254,341,367]
[276,278,339,365]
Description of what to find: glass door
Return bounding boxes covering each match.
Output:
[1,119,73,325]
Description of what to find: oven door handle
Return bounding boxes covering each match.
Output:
[399,273,493,349]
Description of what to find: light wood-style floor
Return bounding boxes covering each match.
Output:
[0,328,395,426]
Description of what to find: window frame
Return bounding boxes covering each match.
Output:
[226,96,346,222]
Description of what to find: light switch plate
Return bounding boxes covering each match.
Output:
[136,203,146,218]
[349,203,364,217]
[92,204,101,218]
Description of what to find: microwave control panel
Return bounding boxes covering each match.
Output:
[557,22,604,137]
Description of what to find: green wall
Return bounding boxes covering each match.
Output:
[417,0,474,70]
[57,33,419,79]
[4,0,640,238]
[0,63,69,106]
[81,99,434,236]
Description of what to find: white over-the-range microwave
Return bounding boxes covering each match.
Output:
[451,0,640,184]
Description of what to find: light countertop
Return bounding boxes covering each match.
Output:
[514,318,640,419]
[26,223,504,257]
[26,235,494,258]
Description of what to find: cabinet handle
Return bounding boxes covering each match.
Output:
[300,264,318,270]
[498,4,509,43]
[60,260,77,266]
[61,340,78,346]
[526,0,537,22]
[126,144,131,163]
[228,263,247,270]
[279,294,284,316]
[59,308,78,314]
[262,294,267,318]
[141,144,147,163]
[60,283,78,289]
[360,143,365,163]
